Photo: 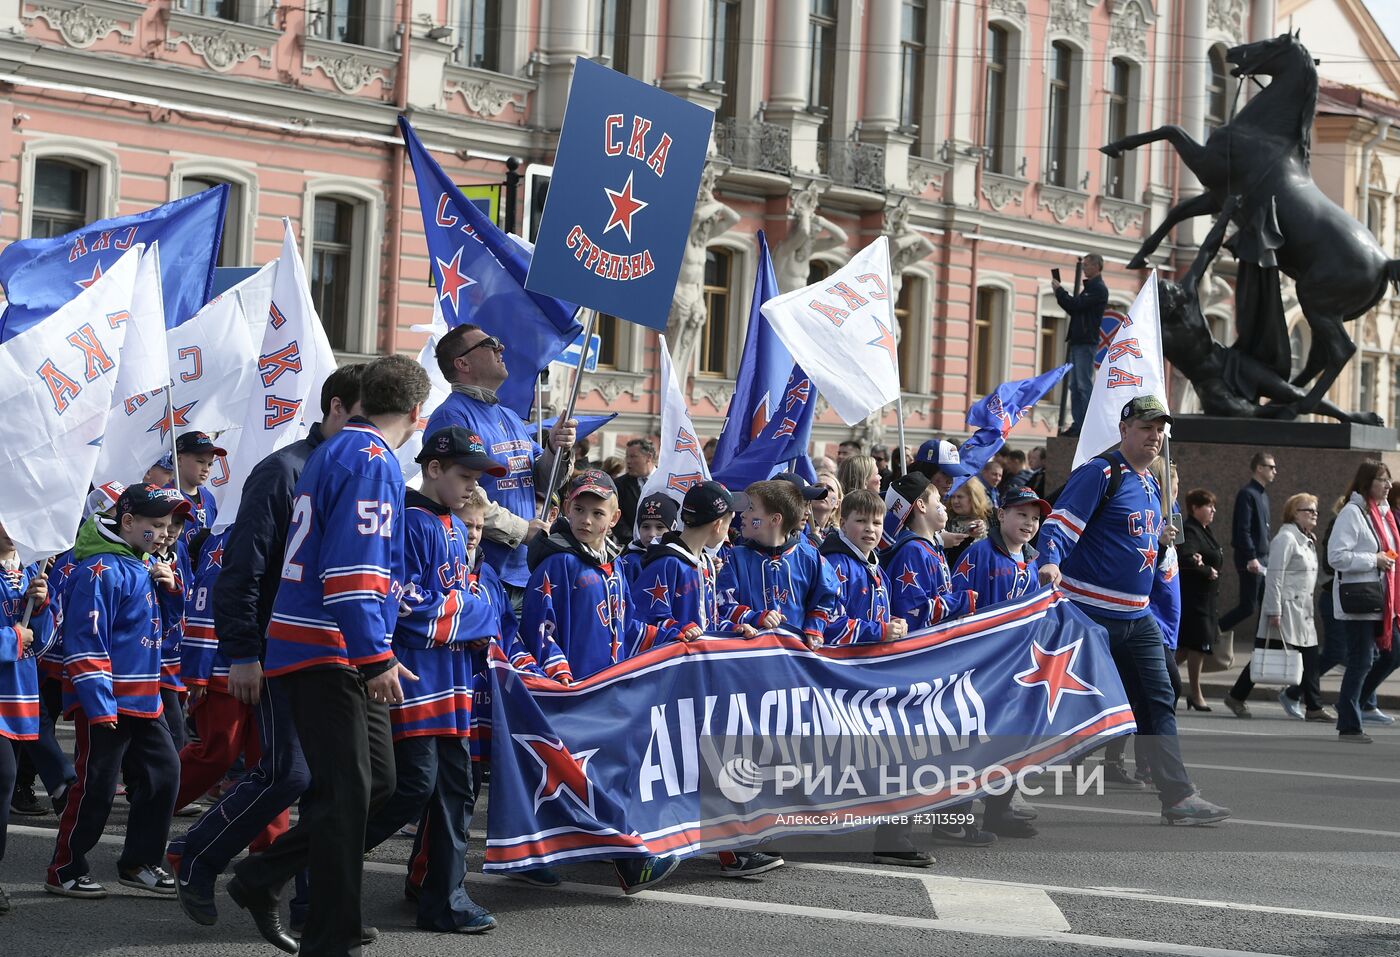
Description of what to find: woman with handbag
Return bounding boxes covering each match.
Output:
[1177,489,1223,710]
[1327,461,1398,743]
[1222,494,1319,715]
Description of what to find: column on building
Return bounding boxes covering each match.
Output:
[661,0,721,111]
[539,0,592,129]
[766,0,824,173]
[862,0,913,190]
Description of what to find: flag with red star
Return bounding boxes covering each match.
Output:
[758,237,901,425]
[522,57,715,331]
[639,335,712,508]
[399,117,581,419]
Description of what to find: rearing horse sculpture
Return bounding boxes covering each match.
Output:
[1102,32,1400,419]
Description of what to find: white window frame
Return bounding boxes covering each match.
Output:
[168,158,259,268]
[19,138,119,240]
[301,177,383,356]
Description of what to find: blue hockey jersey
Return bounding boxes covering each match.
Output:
[62,516,164,723]
[179,486,218,547]
[468,549,537,764]
[953,527,1040,607]
[0,563,55,740]
[819,533,897,645]
[1149,545,1181,650]
[264,419,404,677]
[628,533,745,655]
[882,529,977,630]
[717,535,838,643]
[616,540,649,591]
[1041,451,1165,619]
[181,529,229,693]
[426,390,543,588]
[151,540,191,692]
[522,526,656,682]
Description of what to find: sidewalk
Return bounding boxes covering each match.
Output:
[1194,634,1400,710]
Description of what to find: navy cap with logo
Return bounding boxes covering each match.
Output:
[1120,395,1174,425]
[680,480,749,526]
[117,483,193,520]
[566,468,617,502]
[176,430,227,457]
[773,471,829,501]
[416,426,508,477]
[1000,485,1052,518]
[913,438,971,478]
[636,492,680,529]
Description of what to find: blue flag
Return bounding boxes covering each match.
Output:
[952,365,1072,493]
[399,116,581,419]
[523,58,714,329]
[0,186,228,341]
[710,232,815,490]
[483,589,1134,872]
[542,412,616,442]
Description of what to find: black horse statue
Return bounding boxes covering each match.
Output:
[1102,32,1400,419]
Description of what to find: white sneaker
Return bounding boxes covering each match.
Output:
[118,865,176,896]
[1361,708,1396,726]
[1278,690,1305,720]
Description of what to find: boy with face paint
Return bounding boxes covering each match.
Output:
[48,484,191,899]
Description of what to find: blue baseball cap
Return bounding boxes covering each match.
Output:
[176,430,227,457]
[416,426,507,476]
[117,483,193,520]
[773,471,829,501]
[1000,485,1051,518]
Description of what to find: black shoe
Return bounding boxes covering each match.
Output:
[718,851,786,877]
[1339,730,1374,744]
[928,824,997,847]
[10,783,47,817]
[1185,699,1212,712]
[613,855,679,895]
[173,855,218,926]
[50,781,72,815]
[289,920,380,945]
[227,876,297,955]
[983,815,1039,838]
[872,849,936,867]
[1102,763,1147,791]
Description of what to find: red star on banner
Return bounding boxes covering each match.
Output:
[897,568,919,590]
[147,401,197,440]
[1013,638,1101,721]
[512,733,600,814]
[361,442,388,461]
[75,261,105,290]
[535,571,554,598]
[867,317,898,370]
[602,171,649,242]
[643,581,669,607]
[87,559,111,581]
[435,248,477,314]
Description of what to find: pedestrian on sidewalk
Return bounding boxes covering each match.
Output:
[1218,453,1276,647]
[1223,494,1320,718]
[1177,489,1223,710]
[1325,462,1397,743]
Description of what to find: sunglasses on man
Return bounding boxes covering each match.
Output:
[452,335,504,362]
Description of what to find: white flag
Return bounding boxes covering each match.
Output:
[94,263,261,488]
[1073,270,1168,468]
[759,236,900,425]
[0,249,141,563]
[399,300,453,483]
[212,219,337,530]
[640,334,710,507]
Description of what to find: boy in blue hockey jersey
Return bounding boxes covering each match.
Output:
[820,490,908,646]
[362,426,506,935]
[617,492,678,590]
[1,521,54,911]
[149,517,192,750]
[173,431,224,547]
[48,484,190,899]
[953,486,1048,607]
[522,470,657,683]
[629,481,756,653]
[883,473,977,630]
[719,480,838,648]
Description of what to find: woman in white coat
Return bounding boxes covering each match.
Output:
[1325,462,1399,743]
[1223,494,1320,716]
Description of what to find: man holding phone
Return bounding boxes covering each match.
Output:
[1053,253,1108,437]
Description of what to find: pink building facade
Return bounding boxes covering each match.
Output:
[0,0,1277,458]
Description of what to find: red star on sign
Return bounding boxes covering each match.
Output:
[512,733,600,814]
[1013,638,1101,721]
[435,247,477,314]
[87,559,111,581]
[361,442,388,461]
[535,571,554,598]
[867,317,898,370]
[602,171,649,242]
[147,400,196,440]
[643,581,669,607]
[897,568,919,590]
[75,261,105,290]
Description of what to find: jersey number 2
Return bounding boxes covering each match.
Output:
[282,495,313,583]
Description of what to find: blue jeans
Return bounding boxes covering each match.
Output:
[1067,344,1095,430]
[1083,610,1195,806]
[1329,614,1378,734]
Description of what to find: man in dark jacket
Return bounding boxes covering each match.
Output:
[169,364,364,937]
[1054,253,1108,437]
[614,437,656,546]
[1218,451,1275,644]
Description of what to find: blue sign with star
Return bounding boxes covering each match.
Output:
[525,58,715,330]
